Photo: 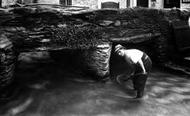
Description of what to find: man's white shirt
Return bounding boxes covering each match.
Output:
[123,49,143,63]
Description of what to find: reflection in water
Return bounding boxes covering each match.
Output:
[146,72,190,104]
[28,81,50,90]
[7,98,33,116]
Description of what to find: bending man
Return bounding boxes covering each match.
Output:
[114,44,152,98]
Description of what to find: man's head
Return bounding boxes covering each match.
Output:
[115,44,125,56]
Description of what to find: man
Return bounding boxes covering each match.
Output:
[114,44,152,98]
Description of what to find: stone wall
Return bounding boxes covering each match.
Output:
[77,43,112,79]
[1,5,188,77]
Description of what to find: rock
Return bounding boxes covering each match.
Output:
[99,20,114,26]
[114,20,121,27]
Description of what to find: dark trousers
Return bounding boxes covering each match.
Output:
[132,53,152,98]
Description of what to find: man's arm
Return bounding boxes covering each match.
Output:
[137,59,147,74]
